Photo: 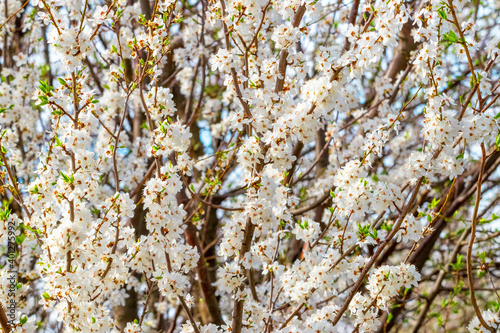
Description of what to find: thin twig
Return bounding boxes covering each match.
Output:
[466,142,493,332]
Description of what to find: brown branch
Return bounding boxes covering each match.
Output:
[0,0,29,30]
[466,142,494,332]
[274,4,306,94]
[411,225,471,333]
[330,177,423,327]
[0,304,11,333]
[184,222,225,326]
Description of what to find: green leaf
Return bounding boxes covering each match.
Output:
[58,78,66,86]
[437,8,447,20]
[42,292,50,300]
[54,135,63,147]
[30,184,39,194]
[442,31,458,43]
[23,224,41,235]
[442,299,449,308]
[60,171,71,184]
[0,206,11,220]
[20,316,28,325]
[38,80,48,94]
[16,233,26,245]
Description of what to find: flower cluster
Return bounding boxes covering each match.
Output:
[0,0,500,332]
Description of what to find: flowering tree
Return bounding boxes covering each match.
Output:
[0,0,500,331]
